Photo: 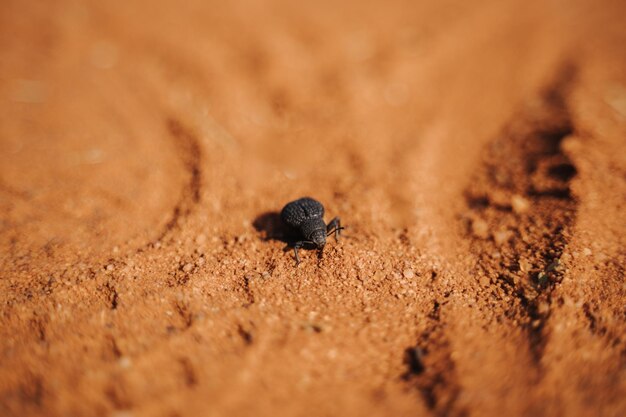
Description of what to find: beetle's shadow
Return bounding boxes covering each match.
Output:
[253,211,317,255]
[253,211,295,244]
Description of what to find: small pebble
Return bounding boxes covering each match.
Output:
[493,229,512,245]
[519,258,532,273]
[537,301,550,314]
[106,264,115,271]
[583,248,592,256]
[182,263,194,273]
[511,194,530,214]
[403,269,415,279]
[118,357,132,369]
[471,218,489,239]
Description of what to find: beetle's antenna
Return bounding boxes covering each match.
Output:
[327,226,345,236]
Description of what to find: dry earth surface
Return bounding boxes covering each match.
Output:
[1,0,625,416]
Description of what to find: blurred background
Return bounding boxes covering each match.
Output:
[1,1,625,416]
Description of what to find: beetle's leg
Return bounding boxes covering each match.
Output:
[326,217,344,240]
[293,240,314,265]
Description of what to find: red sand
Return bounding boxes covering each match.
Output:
[1,1,625,416]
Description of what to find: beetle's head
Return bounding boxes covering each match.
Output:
[310,229,327,249]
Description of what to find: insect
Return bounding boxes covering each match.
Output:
[280,197,344,264]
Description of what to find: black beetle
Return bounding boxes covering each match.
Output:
[280,197,344,264]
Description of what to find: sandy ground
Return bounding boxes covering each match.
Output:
[1,1,625,416]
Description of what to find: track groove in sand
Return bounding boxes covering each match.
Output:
[1,1,625,416]
[463,64,579,370]
[402,294,466,417]
[155,118,204,245]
